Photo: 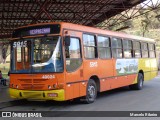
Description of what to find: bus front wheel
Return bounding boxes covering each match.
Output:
[84,79,97,104]
[129,73,144,90]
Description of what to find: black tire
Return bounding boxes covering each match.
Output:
[82,79,97,104]
[129,73,144,90]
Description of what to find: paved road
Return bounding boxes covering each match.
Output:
[0,76,160,119]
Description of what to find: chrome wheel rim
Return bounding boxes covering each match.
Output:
[88,85,96,99]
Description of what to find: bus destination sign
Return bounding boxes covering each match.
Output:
[29,28,51,35]
[12,24,60,38]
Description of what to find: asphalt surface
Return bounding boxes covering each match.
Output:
[0,80,11,103]
[0,76,160,120]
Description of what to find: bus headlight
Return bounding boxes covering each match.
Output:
[48,85,51,89]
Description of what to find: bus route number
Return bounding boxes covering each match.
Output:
[90,62,98,67]
[42,75,55,79]
[13,41,27,48]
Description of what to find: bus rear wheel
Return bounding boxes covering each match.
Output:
[84,79,97,104]
[129,73,144,90]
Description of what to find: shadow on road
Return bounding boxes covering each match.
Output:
[0,86,135,110]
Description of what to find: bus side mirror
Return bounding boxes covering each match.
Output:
[64,36,70,46]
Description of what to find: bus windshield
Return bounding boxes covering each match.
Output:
[11,36,63,73]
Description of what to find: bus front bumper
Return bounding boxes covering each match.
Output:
[9,88,65,101]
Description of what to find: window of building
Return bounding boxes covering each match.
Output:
[97,36,111,58]
[123,40,132,58]
[83,34,97,59]
[133,41,141,58]
[112,38,122,58]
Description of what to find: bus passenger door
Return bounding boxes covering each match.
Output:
[64,31,84,100]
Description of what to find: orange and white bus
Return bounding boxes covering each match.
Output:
[9,22,158,103]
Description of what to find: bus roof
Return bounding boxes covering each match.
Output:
[14,22,155,43]
[61,22,155,43]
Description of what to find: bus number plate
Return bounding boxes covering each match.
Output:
[42,75,55,79]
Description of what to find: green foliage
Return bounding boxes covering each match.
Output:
[119,9,160,50]
[123,9,160,37]
[0,63,10,79]
[0,39,10,64]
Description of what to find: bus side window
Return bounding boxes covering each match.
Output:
[133,41,141,58]
[83,34,97,59]
[123,40,132,58]
[111,38,122,58]
[97,36,111,59]
[149,43,156,58]
[141,42,149,58]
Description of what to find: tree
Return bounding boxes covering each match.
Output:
[0,39,10,64]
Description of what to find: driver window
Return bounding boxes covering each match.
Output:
[65,37,82,72]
